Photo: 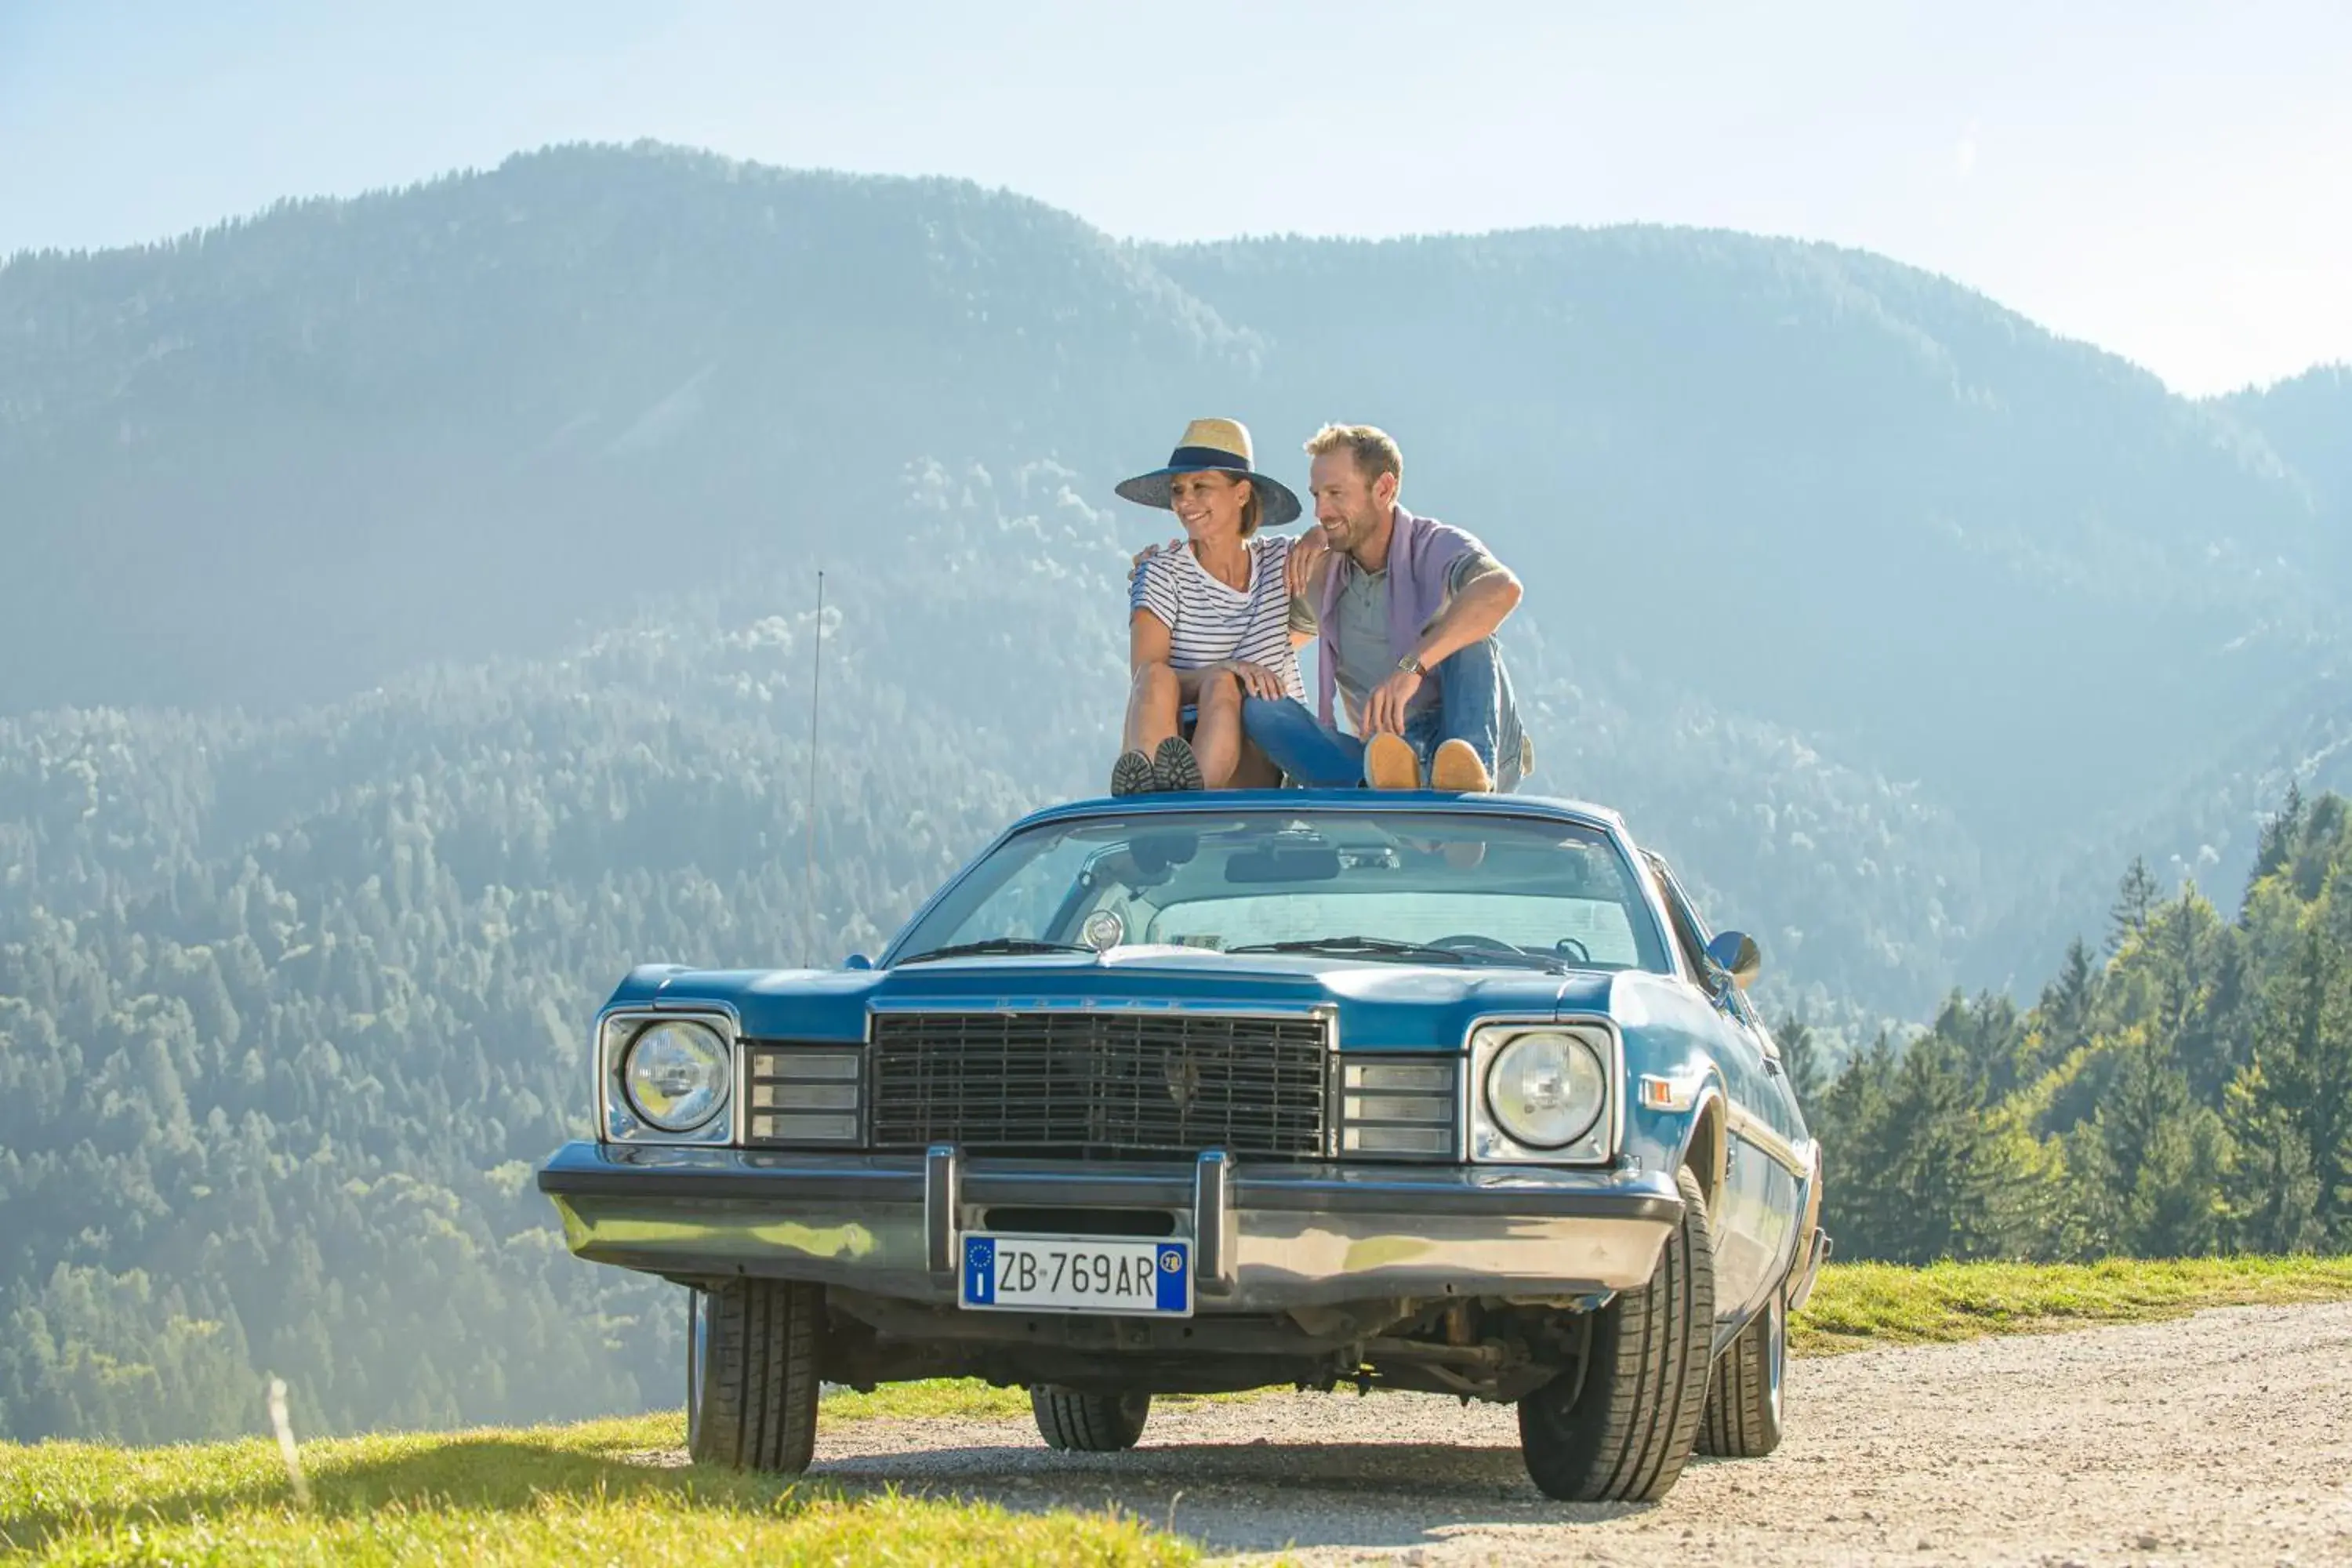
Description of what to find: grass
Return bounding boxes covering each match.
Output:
[0,1413,1190,1565]
[1791,1253,2352,1353]
[9,1256,2350,1562]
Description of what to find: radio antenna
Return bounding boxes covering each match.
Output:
[804,568,825,967]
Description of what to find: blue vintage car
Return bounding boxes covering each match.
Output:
[538,789,1828,1501]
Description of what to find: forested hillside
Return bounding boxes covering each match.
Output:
[5,143,2347,1010]
[1804,787,2352,1264]
[0,591,1058,1443]
[2,142,2347,1443]
[2223,362,2352,537]
[0,501,1985,1440]
[1152,234,2329,843]
[9,143,2343,1006]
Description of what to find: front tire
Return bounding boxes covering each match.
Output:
[1031,1386,1151,1451]
[1517,1165,1717,1501]
[1698,1289,1786,1457]
[687,1279,824,1474]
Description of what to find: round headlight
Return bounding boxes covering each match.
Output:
[1485,1030,1607,1149]
[622,1020,730,1131]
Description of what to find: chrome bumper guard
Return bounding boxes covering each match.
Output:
[538,1140,1683,1308]
[1786,1225,1832,1313]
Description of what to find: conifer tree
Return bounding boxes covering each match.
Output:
[1773,1012,1827,1107]
[2109,857,2162,953]
[2036,935,2100,1070]
[2249,779,2306,896]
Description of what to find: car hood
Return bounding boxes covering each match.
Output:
[607,949,1621,1053]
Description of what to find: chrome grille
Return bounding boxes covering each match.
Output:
[739,1045,863,1145]
[1338,1055,1460,1160]
[869,1010,1330,1158]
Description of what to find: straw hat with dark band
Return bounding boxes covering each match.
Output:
[1115,417,1303,528]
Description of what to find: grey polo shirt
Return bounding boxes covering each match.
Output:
[1314,550,1506,720]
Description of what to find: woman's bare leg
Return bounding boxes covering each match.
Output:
[1229,738,1284,789]
[1191,670,1247,787]
[1124,662,1183,755]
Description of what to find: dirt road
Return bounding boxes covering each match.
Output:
[799,1301,2352,1565]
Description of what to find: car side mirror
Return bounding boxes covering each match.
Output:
[1704,930,1762,990]
[844,953,873,971]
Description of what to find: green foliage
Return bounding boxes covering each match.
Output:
[1813,789,2352,1265]
[0,603,1083,1446]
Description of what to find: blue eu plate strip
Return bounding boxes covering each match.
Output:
[964,1236,996,1305]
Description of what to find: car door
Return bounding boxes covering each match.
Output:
[1641,853,1804,1329]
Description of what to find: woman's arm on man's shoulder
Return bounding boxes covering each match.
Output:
[1283,528,1334,599]
[1278,532,1327,648]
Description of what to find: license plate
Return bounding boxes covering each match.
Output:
[960,1233,1192,1316]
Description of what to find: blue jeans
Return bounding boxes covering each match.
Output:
[1243,637,1520,789]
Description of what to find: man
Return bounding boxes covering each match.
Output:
[1242,423,1531,792]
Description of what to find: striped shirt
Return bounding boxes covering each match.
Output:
[1129,535,1308,702]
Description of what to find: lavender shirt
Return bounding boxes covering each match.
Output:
[1312,506,1486,730]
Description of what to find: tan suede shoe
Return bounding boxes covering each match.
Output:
[1430,739,1494,793]
[1363,732,1422,790]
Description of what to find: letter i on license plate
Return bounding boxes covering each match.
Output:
[960,1234,1192,1317]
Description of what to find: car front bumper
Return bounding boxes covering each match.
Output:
[536,1140,1682,1311]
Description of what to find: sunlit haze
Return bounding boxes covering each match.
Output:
[2,0,2346,394]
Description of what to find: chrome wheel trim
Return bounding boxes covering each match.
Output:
[1765,1291,1786,1429]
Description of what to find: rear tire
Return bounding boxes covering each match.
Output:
[687,1279,824,1474]
[1031,1386,1151,1451]
[1698,1290,1786,1457]
[1517,1166,1717,1501]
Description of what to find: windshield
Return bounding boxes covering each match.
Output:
[888,808,1672,974]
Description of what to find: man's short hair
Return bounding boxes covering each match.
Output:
[1305,424,1403,489]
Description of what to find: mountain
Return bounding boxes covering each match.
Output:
[1955,363,2352,977]
[0,147,1248,714]
[1155,234,2329,834]
[2,142,2347,1439]
[2222,363,2351,537]
[5,145,2338,1000]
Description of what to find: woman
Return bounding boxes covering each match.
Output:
[1111,418,1312,794]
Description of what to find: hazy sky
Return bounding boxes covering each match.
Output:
[3,1,2346,394]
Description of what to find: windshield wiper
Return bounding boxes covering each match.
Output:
[1226,935,1564,973]
[1228,935,1462,962]
[895,938,1094,965]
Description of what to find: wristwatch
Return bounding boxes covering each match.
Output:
[1396,654,1426,676]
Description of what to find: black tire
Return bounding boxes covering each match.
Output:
[1030,1386,1151,1452]
[1517,1165,1717,1502]
[1697,1288,1786,1457]
[687,1279,823,1473]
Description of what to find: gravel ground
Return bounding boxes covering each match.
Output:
[779,1301,2352,1565]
